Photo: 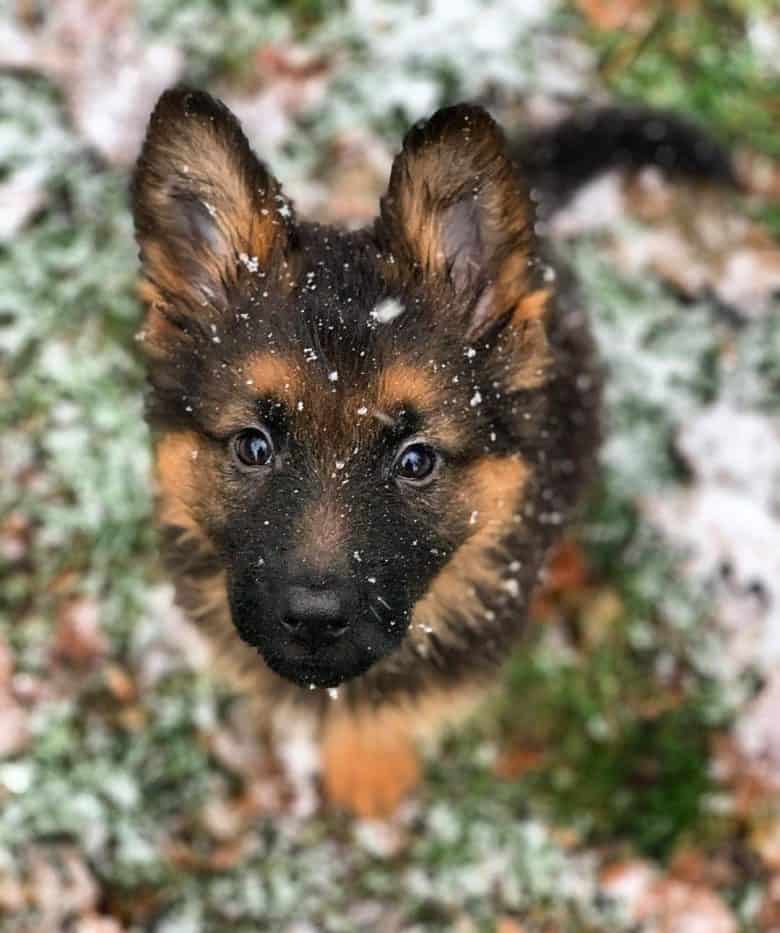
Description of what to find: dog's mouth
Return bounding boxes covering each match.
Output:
[231,608,406,689]
[261,650,368,689]
[253,630,398,688]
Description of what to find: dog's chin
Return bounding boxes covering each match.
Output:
[232,621,402,689]
[261,651,373,689]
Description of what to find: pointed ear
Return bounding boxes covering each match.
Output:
[132,88,292,329]
[379,104,543,341]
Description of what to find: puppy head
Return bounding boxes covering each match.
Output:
[133,89,553,690]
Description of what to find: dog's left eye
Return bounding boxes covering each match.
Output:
[233,428,274,467]
[393,442,439,485]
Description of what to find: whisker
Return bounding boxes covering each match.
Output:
[369,605,383,622]
[376,596,392,611]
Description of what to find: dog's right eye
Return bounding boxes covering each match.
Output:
[233,429,274,467]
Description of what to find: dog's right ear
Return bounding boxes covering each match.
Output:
[132,88,292,350]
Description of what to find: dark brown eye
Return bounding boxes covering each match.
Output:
[233,429,273,467]
[394,442,439,484]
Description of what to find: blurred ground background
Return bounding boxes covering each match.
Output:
[0,1,779,930]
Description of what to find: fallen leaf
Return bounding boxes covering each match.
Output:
[758,873,780,930]
[103,665,136,703]
[0,693,30,756]
[712,734,779,819]
[25,847,101,931]
[0,638,13,689]
[736,673,780,791]
[54,596,109,666]
[619,175,780,315]
[575,0,653,31]
[496,918,527,933]
[73,916,126,933]
[494,745,546,780]
[222,42,331,165]
[602,858,738,933]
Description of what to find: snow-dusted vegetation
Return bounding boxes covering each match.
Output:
[1,1,778,930]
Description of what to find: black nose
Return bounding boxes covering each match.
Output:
[281,584,350,649]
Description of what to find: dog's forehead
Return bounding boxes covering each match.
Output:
[211,342,468,457]
[196,227,473,451]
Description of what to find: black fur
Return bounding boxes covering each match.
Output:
[516,104,739,215]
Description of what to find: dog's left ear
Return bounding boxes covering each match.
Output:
[132,88,292,326]
[379,104,544,342]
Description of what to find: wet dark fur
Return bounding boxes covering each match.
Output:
[132,90,733,710]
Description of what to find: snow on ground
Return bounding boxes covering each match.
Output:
[645,401,780,780]
[1,0,779,930]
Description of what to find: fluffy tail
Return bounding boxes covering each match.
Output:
[512,105,740,214]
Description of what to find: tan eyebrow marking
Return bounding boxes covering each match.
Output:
[203,351,303,436]
[242,352,301,398]
[373,362,468,449]
[376,362,439,411]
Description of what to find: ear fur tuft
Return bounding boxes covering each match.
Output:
[379,104,537,340]
[132,88,292,334]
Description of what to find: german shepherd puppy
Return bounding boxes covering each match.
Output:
[132,90,732,816]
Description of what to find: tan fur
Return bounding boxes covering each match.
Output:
[155,431,204,538]
[501,291,553,391]
[382,106,535,340]
[242,352,301,401]
[410,455,530,643]
[322,686,484,817]
[507,318,551,391]
[321,710,420,817]
[375,362,468,450]
[142,240,192,304]
[190,353,305,438]
[394,166,446,276]
[134,92,293,342]
[142,120,281,275]
[514,288,549,322]
[377,362,440,411]
[465,455,530,534]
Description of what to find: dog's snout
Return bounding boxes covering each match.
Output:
[281,584,350,648]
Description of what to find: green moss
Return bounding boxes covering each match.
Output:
[137,0,334,83]
[753,203,780,243]
[502,647,716,859]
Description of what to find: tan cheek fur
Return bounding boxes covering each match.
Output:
[155,431,214,543]
[409,455,530,641]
